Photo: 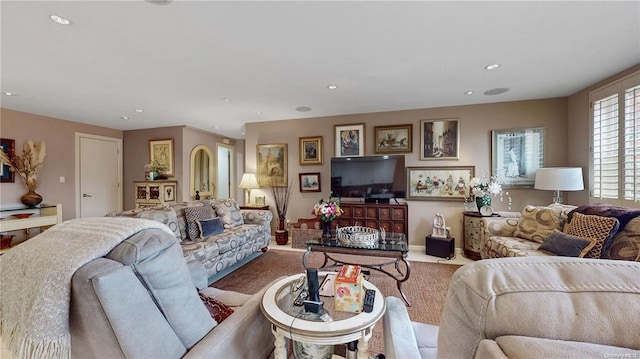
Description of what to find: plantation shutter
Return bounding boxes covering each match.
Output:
[592,92,619,199]
[623,84,640,201]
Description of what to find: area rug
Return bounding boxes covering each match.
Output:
[213,249,461,356]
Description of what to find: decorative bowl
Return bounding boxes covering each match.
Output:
[337,226,379,248]
[12,213,34,219]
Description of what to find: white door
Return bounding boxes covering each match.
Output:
[76,133,122,217]
[216,144,234,199]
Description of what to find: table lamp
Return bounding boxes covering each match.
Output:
[239,173,259,205]
[534,167,584,204]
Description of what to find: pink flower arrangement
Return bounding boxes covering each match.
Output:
[312,198,343,222]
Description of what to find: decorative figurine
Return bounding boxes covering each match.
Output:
[432,213,447,238]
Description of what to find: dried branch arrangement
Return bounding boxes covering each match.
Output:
[0,140,47,191]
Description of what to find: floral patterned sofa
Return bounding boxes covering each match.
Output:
[482,204,640,262]
[107,199,272,282]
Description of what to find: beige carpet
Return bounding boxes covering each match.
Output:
[213,249,461,357]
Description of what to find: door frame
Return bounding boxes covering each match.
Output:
[75,132,123,217]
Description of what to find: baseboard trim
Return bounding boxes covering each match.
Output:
[207,251,263,284]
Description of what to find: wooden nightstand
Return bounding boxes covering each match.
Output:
[240,205,270,210]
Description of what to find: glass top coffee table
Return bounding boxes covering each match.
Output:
[260,272,385,359]
[303,233,412,306]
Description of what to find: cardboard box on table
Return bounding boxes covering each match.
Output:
[334,265,364,313]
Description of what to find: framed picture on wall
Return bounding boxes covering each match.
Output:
[491,127,544,188]
[0,138,15,183]
[374,124,412,154]
[334,123,365,157]
[257,143,288,187]
[406,166,474,201]
[149,138,175,176]
[299,136,323,165]
[299,172,321,192]
[419,118,460,160]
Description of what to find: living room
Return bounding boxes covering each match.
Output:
[1,2,640,359]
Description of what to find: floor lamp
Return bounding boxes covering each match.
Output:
[239,173,259,206]
[534,167,584,205]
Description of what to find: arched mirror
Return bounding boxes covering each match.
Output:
[190,145,215,199]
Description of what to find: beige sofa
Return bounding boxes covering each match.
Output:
[482,204,640,262]
[108,198,273,282]
[383,256,640,358]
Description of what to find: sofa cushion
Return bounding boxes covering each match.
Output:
[566,213,620,259]
[184,206,217,240]
[568,204,640,256]
[171,202,206,240]
[213,199,244,229]
[608,217,640,261]
[137,207,182,241]
[539,229,596,257]
[197,217,225,239]
[199,292,234,323]
[513,205,563,243]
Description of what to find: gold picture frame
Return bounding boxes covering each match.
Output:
[374,124,413,154]
[257,143,288,187]
[406,166,474,201]
[334,123,365,157]
[299,136,323,165]
[149,138,175,176]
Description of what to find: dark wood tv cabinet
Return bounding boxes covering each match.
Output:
[337,202,408,237]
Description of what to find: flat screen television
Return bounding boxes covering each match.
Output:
[330,155,406,202]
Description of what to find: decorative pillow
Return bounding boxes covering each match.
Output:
[213,199,244,229]
[566,212,620,259]
[136,207,182,241]
[184,206,217,240]
[539,229,596,257]
[607,217,640,261]
[513,205,563,243]
[199,292,234,324]
[196,217,225,239]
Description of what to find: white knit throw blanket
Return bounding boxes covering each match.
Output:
[0,217,174,359]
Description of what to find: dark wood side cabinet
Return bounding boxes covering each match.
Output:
[338,202,408,237]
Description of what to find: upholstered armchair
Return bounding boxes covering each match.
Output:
[383,256,640,359]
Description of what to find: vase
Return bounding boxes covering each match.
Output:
[293,341,333,359]
[475,195,491,212]
[275,217,288,245]
[21,190,43,208]
[322,220,332,239]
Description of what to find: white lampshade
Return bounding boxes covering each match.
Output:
[535,167,584,204]
[239,173,259,189]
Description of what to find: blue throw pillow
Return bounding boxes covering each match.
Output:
[539,229,596,258]
[196,217,224,239]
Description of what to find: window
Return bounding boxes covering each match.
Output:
[591,72,640,204]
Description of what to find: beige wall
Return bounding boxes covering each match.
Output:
[0,108,122,220]
[245,98,569,247]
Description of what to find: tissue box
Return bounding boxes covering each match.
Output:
[334,265,364,313]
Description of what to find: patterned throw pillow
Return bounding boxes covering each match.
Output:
[196,217,225,239]
[513,205,563,243]
[539,229,596,257]
[213,199,244,229]
[136,207,182,241]
[566,212,620,259]
[184,206,217,240]
[199,292,234,324]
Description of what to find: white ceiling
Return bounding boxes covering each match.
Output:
[2,1,639,139]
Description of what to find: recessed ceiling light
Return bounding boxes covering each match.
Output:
[484,88,509,96]
[240,132,246,135]
[2,91,17,96]
[121,116,129,120]
[296,106,312,112]
[464,91,474,95]
[135,109,144,113]
[327,85,338,90]
[253,111,262,115]
[214,126,220,130]
[50,15,70,25]
[145,0,173,5]
[485,63,500,70]
[221,98,231,102]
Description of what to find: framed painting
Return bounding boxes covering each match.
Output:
[255,196,266,206]
[299,136,323,165]
[406,166,474,201]
[420,118,460,160]
[374,124,412,154]
[149,138,175,176]
[492,127,544,188]
[299,172,321,192]
[0,138,15,183]
[257,143,288,187]
[334,123,365,157]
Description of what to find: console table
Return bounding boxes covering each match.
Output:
[0,203,63,254]
[134,180,178,208]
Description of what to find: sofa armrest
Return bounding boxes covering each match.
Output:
[242,209,273,238]
[383,296,424,359]
[484,217,520,237]
[438,257,640,358]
